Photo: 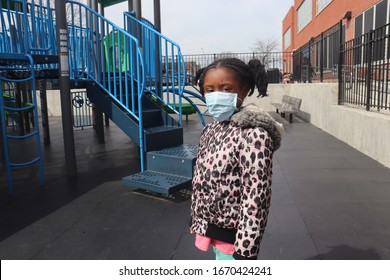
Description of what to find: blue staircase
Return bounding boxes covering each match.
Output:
[0,0,200,194]
[66,1,199,194]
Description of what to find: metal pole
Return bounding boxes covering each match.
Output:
[55,1,77,178]
[100,3,110,128]
[22,82,30,133]
[153,0,162,99]
[15,83,25,135]
[131,0,142,47]
[88,0,98,11]
[299,48,303,82]
[87,0,105,143]
[308,38,312,83]
[128,0,133,12]
[320,32,324,82]
[365,30,373,111]
[133,0,142,19]
[338,20,343,105]
[153,0,161,32]
[39,79,50,145]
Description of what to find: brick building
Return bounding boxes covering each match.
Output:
[282,0,389,75]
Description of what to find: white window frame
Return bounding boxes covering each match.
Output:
[298,0,312,32]
[283,27,291,49]
[316,0,332,15]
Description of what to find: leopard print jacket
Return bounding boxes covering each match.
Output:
[191,104,284,260]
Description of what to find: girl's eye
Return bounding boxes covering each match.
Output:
[205,89,214,93]
[222,88,231,92]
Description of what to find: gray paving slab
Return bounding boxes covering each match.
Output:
[1,113,390,260]
[266,202,309,234]
[258,233,319,260]
[0,224,67,259]
[308,233,390,260]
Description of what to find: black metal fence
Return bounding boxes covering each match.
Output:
[183,52,293,84]
[181,21,390,112]
[182,39,340,85]
[182,24,341,86]
[292,24,341,83]
[340,23,390,112]
[71,90,93,129]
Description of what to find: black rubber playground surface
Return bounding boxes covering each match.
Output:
[1,113,390,260]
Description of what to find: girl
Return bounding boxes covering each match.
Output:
[190,58,284,260]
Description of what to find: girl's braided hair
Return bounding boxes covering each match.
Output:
[195,57,268,97]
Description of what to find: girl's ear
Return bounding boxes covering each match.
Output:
[237,88,248,108]
[240,87,249,98]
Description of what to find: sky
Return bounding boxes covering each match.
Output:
[104,0,293,55]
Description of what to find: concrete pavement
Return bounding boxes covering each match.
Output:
[0,113,389,260]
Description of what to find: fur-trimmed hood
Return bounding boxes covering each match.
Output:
[230,104,284,150]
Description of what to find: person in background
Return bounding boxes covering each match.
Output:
[190,58,284,260]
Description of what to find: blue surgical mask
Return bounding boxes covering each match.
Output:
[205,91,238,122]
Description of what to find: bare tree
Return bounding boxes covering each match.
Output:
[251,38,280,69]
[41,0,86,25]
[65,0,87,26]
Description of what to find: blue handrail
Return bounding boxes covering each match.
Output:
[0,0,56,55]
[124,12,186,125]
[66,1,146,171]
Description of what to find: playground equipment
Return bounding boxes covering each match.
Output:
[0,0,205,194]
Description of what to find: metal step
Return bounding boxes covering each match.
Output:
[143,125,183,151]
[147,144,198,177]
[122,170,192,195]
[139,108,163,128]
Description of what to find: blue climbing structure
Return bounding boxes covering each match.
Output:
[0,0,202,194]
[0,0,57,193]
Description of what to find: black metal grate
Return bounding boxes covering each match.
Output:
[151,144,198,158]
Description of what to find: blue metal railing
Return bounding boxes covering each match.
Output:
[0,0,56,55]
[66,1,146,170]
[124,12,186,125]
[182,87,208,127]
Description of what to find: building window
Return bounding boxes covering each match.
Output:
[354,0,389,63]
[355,0,389,38]
[298,0,312,32]
[364,7,374,33]
[316,0,332,14]
[375,0,388,29]
[284,28,291,49]
[315,30,340,72]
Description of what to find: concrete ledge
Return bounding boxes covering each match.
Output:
[245,83,390,168]
[38,84,390,168]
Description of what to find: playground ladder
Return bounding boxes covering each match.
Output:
[0,53,44,193]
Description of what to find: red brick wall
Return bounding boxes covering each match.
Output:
[282,7,295,52]
[283,0,384,51]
